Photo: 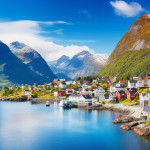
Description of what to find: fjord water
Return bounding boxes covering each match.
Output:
[0,102,150,150]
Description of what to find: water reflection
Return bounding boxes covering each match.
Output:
[0,102,150,150]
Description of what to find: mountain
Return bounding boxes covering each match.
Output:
[97,14,150,79]
[48,50,109,80]
[9,41,56,82]
[0,41,55,89]
[48,55,70,73]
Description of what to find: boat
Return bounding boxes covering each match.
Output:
[46,101,50,107]
[59,100,72,108]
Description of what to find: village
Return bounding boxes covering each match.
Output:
[1,74,150,123]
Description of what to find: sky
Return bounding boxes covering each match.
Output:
[0,0,149,61]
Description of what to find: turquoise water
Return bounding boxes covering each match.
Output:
[0,101,150,150]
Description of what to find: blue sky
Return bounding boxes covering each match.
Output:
[0,0,149,60]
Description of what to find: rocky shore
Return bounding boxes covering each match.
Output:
[78,103,150,136]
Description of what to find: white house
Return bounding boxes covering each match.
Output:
[140,92,150,106]
[141,105,150,120]
[93,88,105,97]
[96,88,105,102]
[24,90,32,96]
[82,83,92,89]
[128,80,140,88]
[110,86,122,93]
[59,82,67,89]
[69,94,92,104]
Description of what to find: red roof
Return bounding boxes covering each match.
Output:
[119,80,125,83]
[91,86,96,89]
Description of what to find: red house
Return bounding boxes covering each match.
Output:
[127,91,139,100]
[146,74,150,80]
[57,91,66,99]
[116,90,126,100]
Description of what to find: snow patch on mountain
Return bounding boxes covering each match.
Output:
[48,50,110,80]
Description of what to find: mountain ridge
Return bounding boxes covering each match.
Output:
[9,41,56,82]
[48,50,109,80]
[97,14,150,79]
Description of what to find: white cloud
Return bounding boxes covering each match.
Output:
[0,20,92,61]
[110,0,145,17]
[53,29,64,34]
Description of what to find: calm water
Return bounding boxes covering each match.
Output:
[0,101,150,150]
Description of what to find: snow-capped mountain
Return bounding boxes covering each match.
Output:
[48,50,110,80]
[9,41,56,82]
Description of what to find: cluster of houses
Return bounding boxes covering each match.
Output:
[10,75,150,118]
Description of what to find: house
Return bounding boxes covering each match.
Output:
[128,80,140,88]
[96,88,105,102]
[69,94,92,106]
[116,90,126,100]
[82,83,92,88]
[80,88,89,94]
[146,74,150,80]
[66,89,74,95]
[127,90,139,100]
[24,90,32,96]
[125,88,139,98]
[58,91,66,99]
[142,105,150,120]
[59,82,67,89]
[110,86,122,93]
[109,92,117,101]
[120,83,127,88]
[116,83,121,88]
[93,88,105,98]
[140,92,150,106]
[54,91,67,99]
[133,77,139,81]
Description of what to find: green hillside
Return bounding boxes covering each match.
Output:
[97,49,150,80]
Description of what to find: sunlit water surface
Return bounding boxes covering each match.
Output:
[0,101,150,150]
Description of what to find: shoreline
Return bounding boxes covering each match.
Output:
[77,103,150,136]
